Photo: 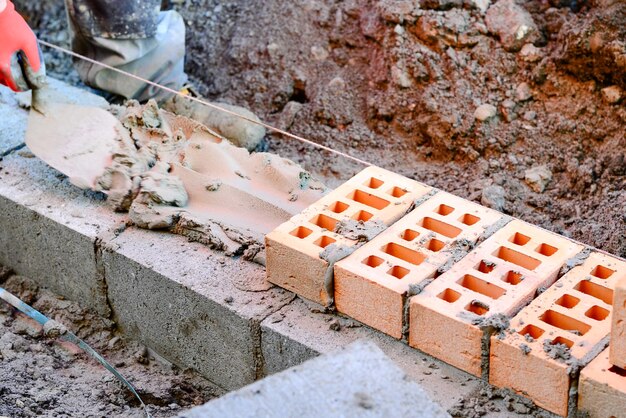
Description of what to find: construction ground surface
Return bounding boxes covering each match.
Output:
[1,0,625,417]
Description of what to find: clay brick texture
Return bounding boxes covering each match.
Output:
[265,166,432,306]
[333,191,504,339]
[408,219,584,378]
[578,347,626,418]
[611,276,626,370]
[489,252,626,416]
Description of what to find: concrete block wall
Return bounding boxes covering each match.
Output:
[489,252,626,416]
[408,220,583,378]
[266,166,432,306]
[334,191,504,339]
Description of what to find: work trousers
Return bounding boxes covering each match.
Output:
[65,0,187,102]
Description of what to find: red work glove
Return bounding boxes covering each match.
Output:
[0,0,46,91]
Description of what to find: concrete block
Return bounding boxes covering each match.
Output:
[102,227,294,390]
[266,166,432,306]
[610,275,626,369]
[260,298,480,412]
[408,219,584,378]
[179,340,449,418]
[0,152,127,316]
[334,191,505,339]
[578,347,626,418]
[489,252,625,416]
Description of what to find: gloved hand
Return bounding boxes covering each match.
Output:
[0,0,46,92]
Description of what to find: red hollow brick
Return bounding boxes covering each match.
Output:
[334,192,504,339]
[578,347,626,418]
[266,166,432,306]
[408,220,584,378]
[489,252,626,416]
[611,275,626,369]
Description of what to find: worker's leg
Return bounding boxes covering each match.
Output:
[65,0,186,103]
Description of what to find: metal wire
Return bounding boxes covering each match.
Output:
[38,40,372,167]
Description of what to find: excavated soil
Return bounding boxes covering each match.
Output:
[7,0,626,416]
[0,267,220,417]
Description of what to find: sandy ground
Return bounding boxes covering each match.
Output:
[5,0,626,417]
[0,267,221,418]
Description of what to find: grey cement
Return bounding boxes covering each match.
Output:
[102,227,294,390]
[178,340,450,418]
[0,85,27,155]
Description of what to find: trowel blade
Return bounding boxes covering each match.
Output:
[25,100,120,190]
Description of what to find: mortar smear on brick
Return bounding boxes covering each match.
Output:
[409,219,584,378]
[489,252,625,416]
[266,166,432,306]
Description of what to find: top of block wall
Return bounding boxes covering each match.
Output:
[500,251,626,362]
[334,191,505,294]
[267,166,433,259]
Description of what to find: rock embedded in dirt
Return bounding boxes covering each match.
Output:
[481,185,506,211]
[524,165,552,193]
[601,85,623,104]
[474,104,497,122]
[515,82,532,102]
[519,43,542,62]
[485,0,540,52]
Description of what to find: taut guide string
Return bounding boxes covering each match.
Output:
[38,40,373,168]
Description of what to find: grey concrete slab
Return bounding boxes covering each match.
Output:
[0,152,127,316]
[102,227,294,390]
[260,298,480,412]
[179,340,450,418]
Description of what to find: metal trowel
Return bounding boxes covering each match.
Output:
[24,83,121,189]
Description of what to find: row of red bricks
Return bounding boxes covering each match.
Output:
[265,166,626,417]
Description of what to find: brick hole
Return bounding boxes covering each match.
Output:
[574,280,614,305]
[459,213,480,226]
[419,217,462,238]
[313,235,336,249]
[364,177,384,189]
[346,189,390,210]
[426,238,445,252]
[310,214,338,230]
[290,226,313,239]
[436,204,455,216]
[539,309,591,336]
[352,210,373,222]
[590,265,615,279]
[535,243,558,257]
[502,271,523,285]
[493,247,541,271]
[401,229,420,241]
[465,300,489,316]
[518,324,545,339]
[555,294,580,309]
[328,201,349,214]
[362,255,384,268]
[510,232,531,246]
[608,365,626,377]
[585,305,610,321]
[381,243,426,266]
[438,288,461,303]
[388,265,410,279]
[551,336,574,349]
[457,275,506,299]
[388,186,407,198]
[476,260,496,274]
